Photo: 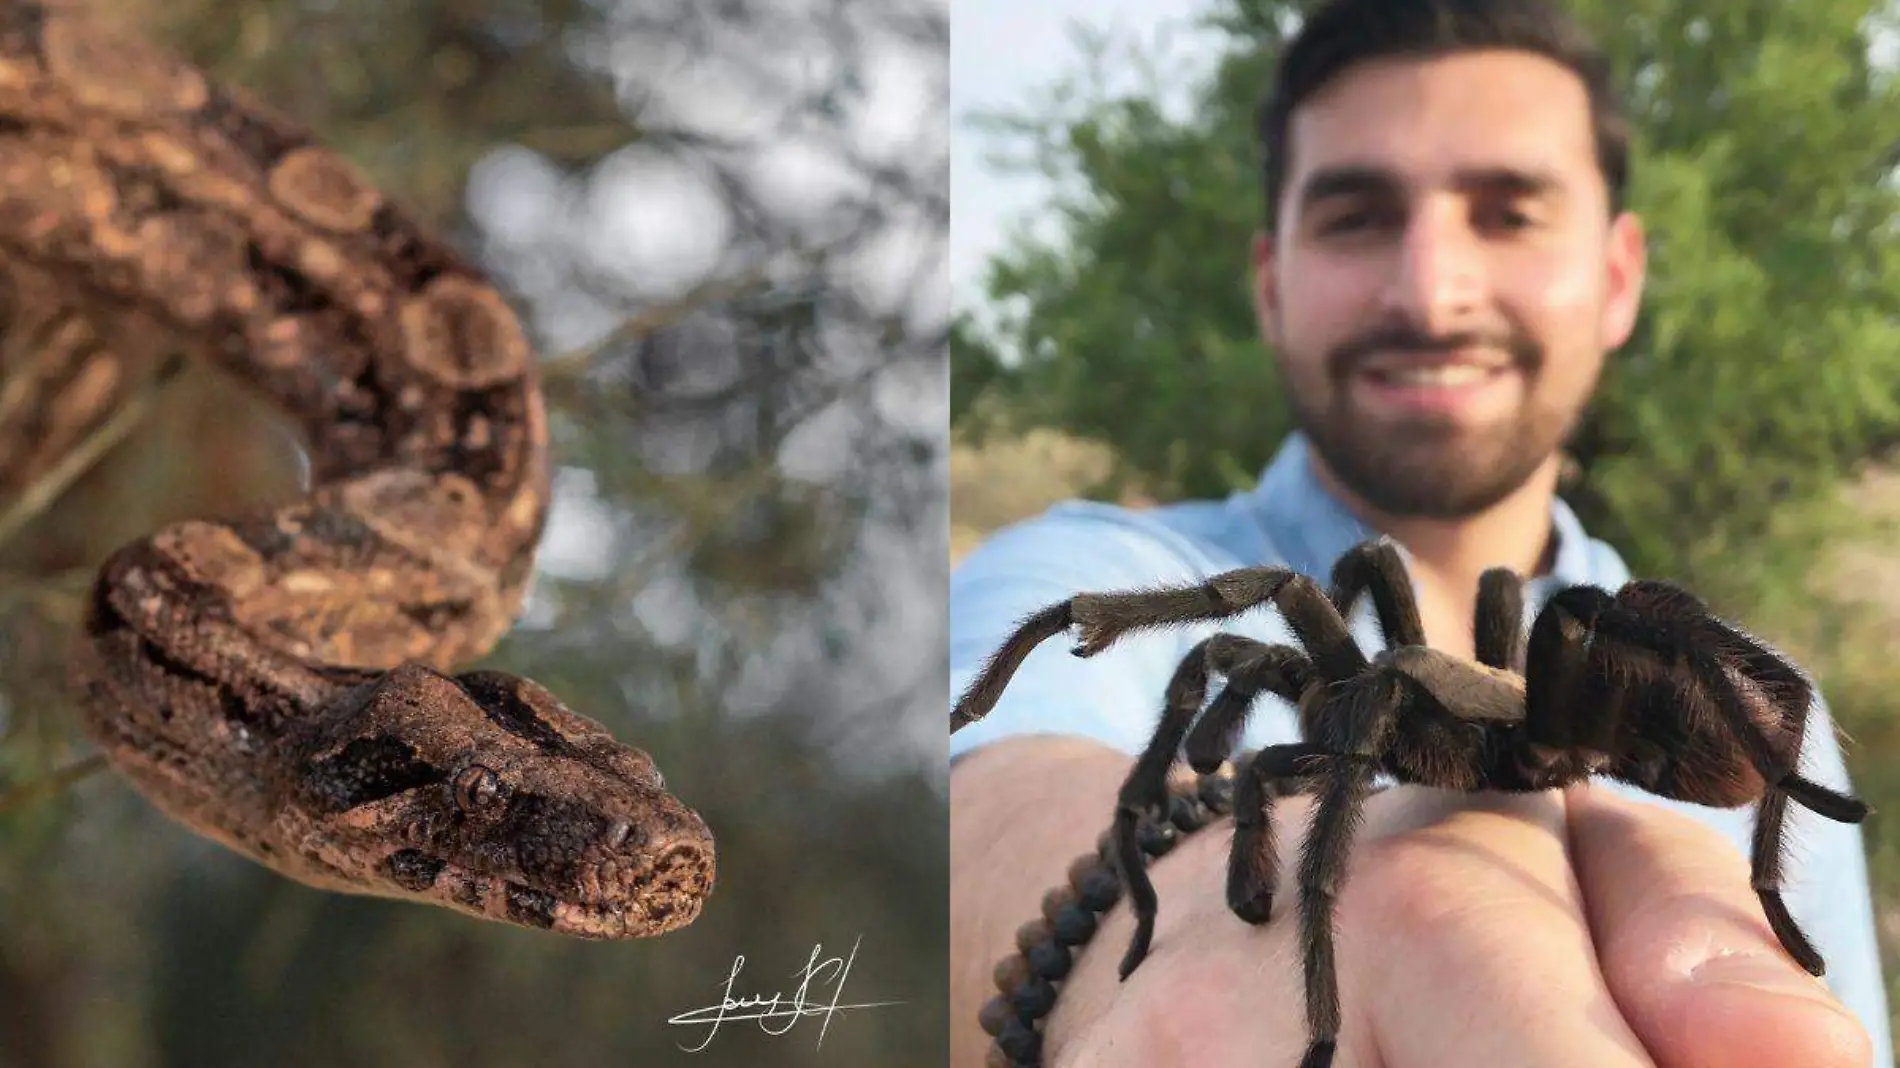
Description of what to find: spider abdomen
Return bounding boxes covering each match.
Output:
[1595,672,1781,808]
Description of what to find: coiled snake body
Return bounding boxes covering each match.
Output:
[0,1,714,938]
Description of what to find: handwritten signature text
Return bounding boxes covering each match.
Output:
[665,937,903,1052]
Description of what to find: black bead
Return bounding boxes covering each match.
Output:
[1168,793,1209,831]
[997,1017,1043,1062]
[1009,976,1058,1019]
[1199,772,1236,814]
[1075,867,1120,912]
[1066,852,1103,891]
[1014,918,1052,954]
[1050,902,1097,945]
[979,994,1018,1036]
[1137,818,1179,857]
[1025,938,1072,981]
[1040,885,1077,924]
[997,953,1032,994]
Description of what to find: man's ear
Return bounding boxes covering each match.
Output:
[1252,230,1282,347]
[1601,211,1646,348]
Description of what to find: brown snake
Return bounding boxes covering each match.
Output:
[0,1,715,938]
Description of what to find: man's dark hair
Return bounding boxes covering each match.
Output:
[1257,0,1630,228]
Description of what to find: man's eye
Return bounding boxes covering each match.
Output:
[1479,205,1536,231]
[1318,209,1376,234]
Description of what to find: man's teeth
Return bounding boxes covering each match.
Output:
[1372,365,1497,387]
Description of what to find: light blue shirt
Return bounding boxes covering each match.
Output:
[951,432,1891,1059]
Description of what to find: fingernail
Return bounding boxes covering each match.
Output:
[1690,952,1843,1010]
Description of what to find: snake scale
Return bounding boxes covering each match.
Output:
[0,0,715,938]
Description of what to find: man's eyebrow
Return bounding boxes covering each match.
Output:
[1295,164,1567,212]
[1296,165,1398,212]
[1453,165,1567,199]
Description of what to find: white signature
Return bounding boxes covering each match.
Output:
[665,936,904,1052]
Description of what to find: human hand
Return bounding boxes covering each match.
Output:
[1043,784,1871,1067]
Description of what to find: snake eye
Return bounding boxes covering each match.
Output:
[453,765,503,812]
[603,818,633,850]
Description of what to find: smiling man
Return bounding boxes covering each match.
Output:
[948,1,1889,1065]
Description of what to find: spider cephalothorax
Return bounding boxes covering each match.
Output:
[952,537,1868,1068]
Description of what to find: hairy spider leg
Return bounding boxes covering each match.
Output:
[1513,584,1614,789]
[1474,566,1527,671]
[1748,787,1819,972]
[950,601,1070,732]
[1102,637,1324,975]
[1184,644,1319,773]
[1067,568,1374,681]
[1113,634,1310,976]
[1096,570,1371,995]
[1113,576,1370,980]
[1688,605,1865,821]
[1601,580,1868,976]
[1326,537,1427,649]
[1288,676,1401,1068]
[1176,646,1325,926]
[1326,541,1530,673]
[1111,636,1222,977]
[951,566,1342,733]
[1225,739,1329,927]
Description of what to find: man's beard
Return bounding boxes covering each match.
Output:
[1283,323,1580,520]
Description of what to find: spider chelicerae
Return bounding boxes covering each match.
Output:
[952,537,1869,1068]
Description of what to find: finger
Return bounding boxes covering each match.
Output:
[1567,785,1872,1068]
[1354,786,1655,1067]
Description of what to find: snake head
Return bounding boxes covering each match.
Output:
[280,663,714,938]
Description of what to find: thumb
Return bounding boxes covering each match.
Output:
[1567,785,1871,1068]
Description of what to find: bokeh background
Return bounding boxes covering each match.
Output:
[0,1,947,1066]
[952,0,1900,1044]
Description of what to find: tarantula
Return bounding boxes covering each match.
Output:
[952,537,1868,1068]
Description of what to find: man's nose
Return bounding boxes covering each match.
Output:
[1382,203,1485,335]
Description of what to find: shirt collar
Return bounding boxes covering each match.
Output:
[1244,431,1596,585]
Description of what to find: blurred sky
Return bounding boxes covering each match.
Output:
[952,0,1216,313]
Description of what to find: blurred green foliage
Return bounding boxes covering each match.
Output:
[0,1,948,1066]
[953,0,1900,1040]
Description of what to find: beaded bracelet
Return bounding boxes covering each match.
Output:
[975,754,1251,1068]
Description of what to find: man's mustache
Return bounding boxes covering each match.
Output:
[1327,326,1539,378]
